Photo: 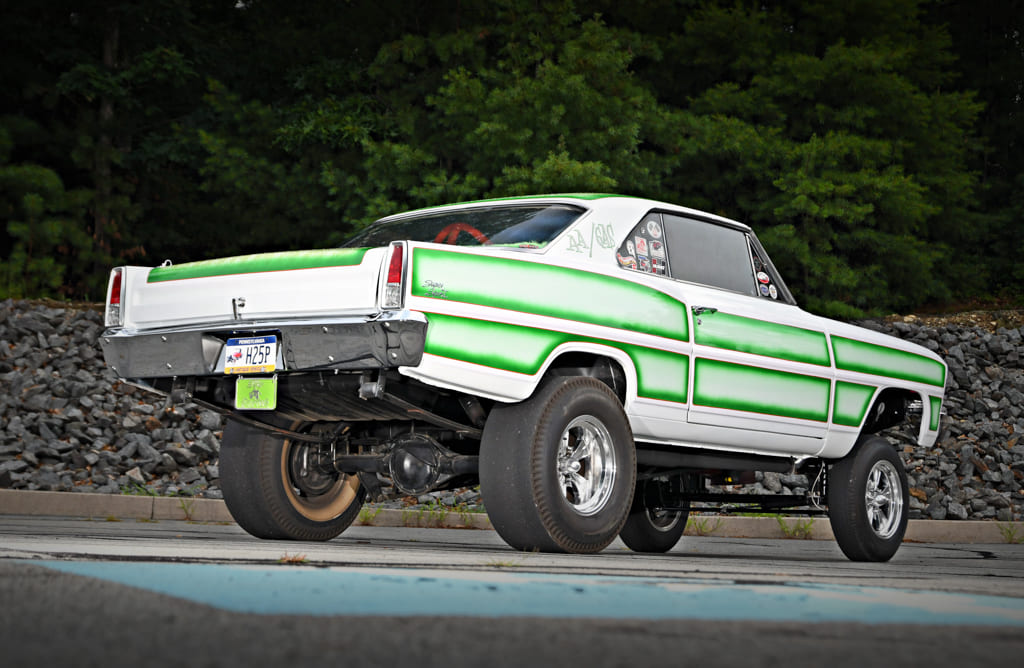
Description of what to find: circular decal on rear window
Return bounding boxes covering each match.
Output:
[757,271,770,284]
[769,284,778,300]
[759,284,770,296]
[646,220,662,239]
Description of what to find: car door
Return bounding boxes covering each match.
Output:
[659,213,832,455]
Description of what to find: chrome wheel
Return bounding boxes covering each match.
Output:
[865,459,903,539]
[557,415,617,516]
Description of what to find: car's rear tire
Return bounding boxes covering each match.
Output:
[220,418,364,541]
[827,434,908,562]
[619,478,689,553]
[479,376,636,554]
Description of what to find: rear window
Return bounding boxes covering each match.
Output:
[345,204,586,248]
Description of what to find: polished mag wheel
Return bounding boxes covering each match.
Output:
[864,458,904,540]
[557,416,617,517]
[828,434,909,562]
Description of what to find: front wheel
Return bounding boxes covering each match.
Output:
[479,376,636,554]
[827,435,908,562]
[220,419,365,541]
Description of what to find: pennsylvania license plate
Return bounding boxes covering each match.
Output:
[224,336,277,374]
[235,376,277,410]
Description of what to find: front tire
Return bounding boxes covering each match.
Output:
[479,376,636,554]
[827,435,908,562]
[220,419,364,541]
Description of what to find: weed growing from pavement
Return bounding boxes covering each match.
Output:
[688,515,723,536]
[776,516,814,539]
[358,506,383,525]
[997,522,1024,544]
[402,502,453,527]
[177,497,196,521]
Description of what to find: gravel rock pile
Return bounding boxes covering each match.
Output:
[869,315,1023,521]
[0,300,225,499]
[1,299,1021,520]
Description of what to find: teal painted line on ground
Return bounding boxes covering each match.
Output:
[35,561,1024,626]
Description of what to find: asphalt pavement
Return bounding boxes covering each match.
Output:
[2,515,1024,668]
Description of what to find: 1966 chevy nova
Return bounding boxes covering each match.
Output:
[101,194,947,561]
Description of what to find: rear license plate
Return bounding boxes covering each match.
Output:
[235,376,277,410]
[224,336,278,374]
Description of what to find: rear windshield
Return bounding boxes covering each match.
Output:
[344,204,586,248]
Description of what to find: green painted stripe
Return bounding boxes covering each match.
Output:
[929,396,942,431]
[423,312,688,403]
[693,358,831,422]
[147,248,369,283]
[831,336,946,387]
[833,381,877,428]
[694,312,830,366]
[412,249,688,342]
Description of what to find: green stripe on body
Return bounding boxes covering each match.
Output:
[412,249,688,342]
[832,381,877,428]
[831,336,945,387]
[929,396,942,431]
[423,312,688,403]
[694,313,830,366]
[693,358,831,422]
[148,248,369,282]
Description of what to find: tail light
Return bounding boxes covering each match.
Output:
[382,243,405,309]
[105,267,125,327]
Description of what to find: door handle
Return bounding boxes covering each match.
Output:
[691,306,718,316]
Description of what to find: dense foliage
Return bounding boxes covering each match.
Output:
[1,0,1020,317]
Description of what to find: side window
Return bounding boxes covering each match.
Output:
[661,214,756,296]
[616,213,670,276]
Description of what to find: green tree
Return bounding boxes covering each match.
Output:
[0,120,95,298]
[648,0,983,315]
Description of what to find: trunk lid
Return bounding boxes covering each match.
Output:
[119,247,387,331]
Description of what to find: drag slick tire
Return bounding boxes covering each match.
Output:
[480,376,636,554]
[220,418,364,541]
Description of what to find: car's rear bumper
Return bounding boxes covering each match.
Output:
[100,312,427,379]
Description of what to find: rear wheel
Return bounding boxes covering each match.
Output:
[827,435,908,562]
[479,376,636,554]
[619,478,689,553]
[220,419,364,541]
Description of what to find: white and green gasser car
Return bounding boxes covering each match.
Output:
[101,194,947,561]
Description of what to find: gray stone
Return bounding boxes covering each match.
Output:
[946,501,969,520]
[199,411,222,430]
[125,466,146,485]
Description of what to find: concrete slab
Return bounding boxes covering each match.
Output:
[1,489,1021,543]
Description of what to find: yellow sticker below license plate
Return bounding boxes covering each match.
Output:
[235,376,277,410]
